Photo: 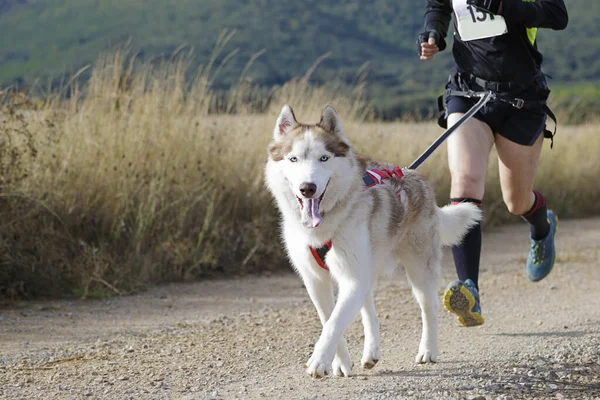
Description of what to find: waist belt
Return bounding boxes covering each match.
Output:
[468,74,522,93]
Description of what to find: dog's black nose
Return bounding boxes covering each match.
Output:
[299,182,317,198]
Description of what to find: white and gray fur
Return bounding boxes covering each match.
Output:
[265,105,482,378]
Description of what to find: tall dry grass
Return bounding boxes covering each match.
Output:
[0,49,598,299]
[0,48,370,299]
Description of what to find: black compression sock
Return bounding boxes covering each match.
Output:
[521,190,550,240]
[450,198,482,289]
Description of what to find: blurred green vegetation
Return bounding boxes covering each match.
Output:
[0,0,598,120]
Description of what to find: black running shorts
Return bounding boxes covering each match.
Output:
[438,72,548,146]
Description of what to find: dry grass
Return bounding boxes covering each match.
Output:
[349,121,600,226]
[0,50,598,299]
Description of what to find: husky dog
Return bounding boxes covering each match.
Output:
[264,105,481,378]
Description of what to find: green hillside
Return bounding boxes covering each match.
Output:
[0,0,597,117]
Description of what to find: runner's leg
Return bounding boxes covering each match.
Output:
[495,132,547,231]
[496,132,557,282]
[447,113,494,288]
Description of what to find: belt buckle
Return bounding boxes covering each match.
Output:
[485,81,499,92]
[513,98,525,109]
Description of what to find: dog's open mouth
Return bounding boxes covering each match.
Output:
[296,181,329,229]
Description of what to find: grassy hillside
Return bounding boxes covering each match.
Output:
[0,53,599,299]
[0,0,598,117]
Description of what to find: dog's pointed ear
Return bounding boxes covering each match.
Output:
[273,105,297,141]
[319,105,341,134]
[319,105,349,142]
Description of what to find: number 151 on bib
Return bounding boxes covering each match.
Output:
[454,0,508,41]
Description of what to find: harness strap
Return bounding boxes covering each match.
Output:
[542,104,557,149]
[309,167,404,271]
[309,241,332,271]
[469,74,521,93]
[445,89,530,109]
[364,166,405,188]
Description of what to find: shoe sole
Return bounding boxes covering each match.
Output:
[528,214,559,282]
[443,285,484,327]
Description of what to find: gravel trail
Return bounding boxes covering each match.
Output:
[1,218,599,399]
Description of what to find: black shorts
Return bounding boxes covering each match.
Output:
[438,72,549,146]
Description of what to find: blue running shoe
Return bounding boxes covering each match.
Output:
[443,279,484,327]
[527,210,558,282]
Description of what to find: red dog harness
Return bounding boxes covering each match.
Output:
[309,166,405,271]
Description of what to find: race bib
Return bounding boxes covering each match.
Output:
[453,0,508,41]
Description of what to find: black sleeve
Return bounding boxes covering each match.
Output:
[502,0,568,30]
[424,0,453,51]
[424,0,453,36]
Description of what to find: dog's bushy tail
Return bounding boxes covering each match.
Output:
[436,203,482,247]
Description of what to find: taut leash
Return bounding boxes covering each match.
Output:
[407,90,495,170]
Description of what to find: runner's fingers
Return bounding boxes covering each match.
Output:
[420,43,439,51]
[420,44,439,56]
[418,34,439,60]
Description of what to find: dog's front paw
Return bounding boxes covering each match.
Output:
[332,351,353,377]
[415,348,438,364]
[361,341,381,369]
[305,351,333,378]
[361,352,380,369]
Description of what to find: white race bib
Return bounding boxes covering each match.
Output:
[453,0,508,41]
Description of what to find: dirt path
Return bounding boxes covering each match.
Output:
[1,218,599,400]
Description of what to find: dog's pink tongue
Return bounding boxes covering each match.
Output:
[301,198,323,228]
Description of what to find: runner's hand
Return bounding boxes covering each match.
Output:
[418,31,440,61]
[467,0,502,15]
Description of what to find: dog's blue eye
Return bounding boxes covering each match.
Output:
[289,156,298,163]
[320,155,330,162]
